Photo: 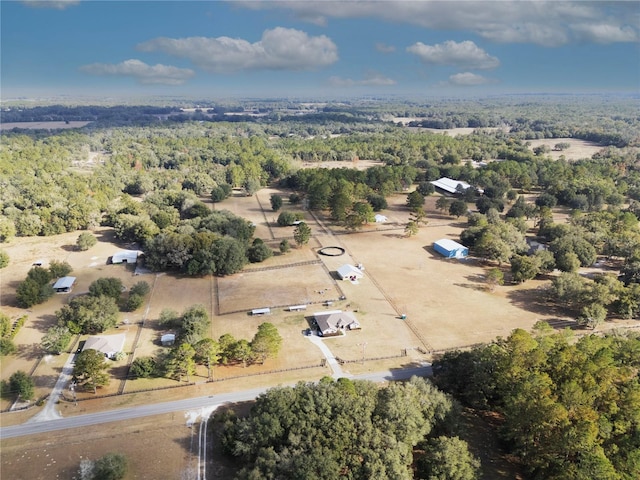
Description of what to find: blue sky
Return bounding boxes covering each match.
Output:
[1,0,639,99]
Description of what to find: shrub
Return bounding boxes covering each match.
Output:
[76,232,97,251]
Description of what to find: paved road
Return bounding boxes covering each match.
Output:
[0,365,431,440]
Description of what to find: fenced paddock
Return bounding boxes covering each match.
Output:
[217,263,339,315]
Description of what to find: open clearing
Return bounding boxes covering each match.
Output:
[525,138,604,161]
[3,183,638,478]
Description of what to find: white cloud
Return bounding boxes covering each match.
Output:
[137,27,338,73]
[80,59,195,85]
[329,72,396,87]
[407,40,500,69]
[375,42,396,53]
[448,72,494,86]
[571,23,637,43]
[239,1,639,47]
[21,0,79,9]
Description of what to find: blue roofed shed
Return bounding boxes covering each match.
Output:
[433,239,468,258]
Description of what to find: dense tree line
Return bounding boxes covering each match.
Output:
[220,376,479,480]
[433,328,640,480]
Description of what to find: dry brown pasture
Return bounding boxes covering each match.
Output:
[4,182,637,479]
[525,137,603,161]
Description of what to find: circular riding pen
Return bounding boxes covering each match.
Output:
[317,246,345,257]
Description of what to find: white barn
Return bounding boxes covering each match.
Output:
[374,214,388,223]
[337,264,364,281]
[112,250,141,264]
[430,177,472,195]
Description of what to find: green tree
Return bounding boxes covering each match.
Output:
[436,196,451,214]
[279,238,291,254]
[407,190,425,210]
[0,217,16,242]
[213,236,247,276]
[417,181,435,196]
[129,356,157,378]
[194,337,220,380]
[92,453,128,480]
[16,278,54,308]
[124,294,144,312]
[8,370,35,400]
[485,267,504,291]
[417,436,480,480]
[73,349,110,393]
[41,325,72,354]
[0,250,9,269]
[276,211,299,226]
[250,322,282,363]
[405,221,419,237]
[0,338,16,356]
[293,222,312,247]
[88,277,124,300]
[244,177,261,196]
[49,260,72,279]
[129,281,150,297]
[166,343,196,382]
[577,303,607,329]
[270,194,283,211]
[449,199,468,218]
[179,304,210,345]
[76,232,97,251]
[510,254,541,283]
[56,295,119,334]
[247,238,273,263]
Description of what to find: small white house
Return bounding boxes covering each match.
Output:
[337,264,364,281]
[112,250,141,264]
[83,334,126,360]
[52,276,76,293]
[374,214,388,223]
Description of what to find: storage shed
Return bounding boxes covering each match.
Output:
[433,239,469,258]
[52,276,76,293]
[251,307,271,316]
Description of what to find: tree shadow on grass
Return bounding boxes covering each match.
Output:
[16,342,44,361]
[31,314,58,332]
[506,287,564,317]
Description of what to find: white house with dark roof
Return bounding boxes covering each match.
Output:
[313,310,361,337]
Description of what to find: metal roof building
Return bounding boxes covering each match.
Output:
[52,276,76,293]
[433,239,469,259]
[430,177,472,194]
